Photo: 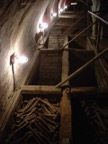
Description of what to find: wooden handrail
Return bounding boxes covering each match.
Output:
[78,0,93,6]
[88,11,108,25]
[62,14,86,35]
[55,48,108,88]
[60,21,97,50]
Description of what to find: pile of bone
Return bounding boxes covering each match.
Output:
[5,97,60,144]
[81,100,108,144]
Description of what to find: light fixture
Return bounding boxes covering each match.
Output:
[53,12,57,17]
[71,2,77,5]
[59,8,64,14]
[39,22,48,31]
[17,55,28,64]
[51,12,57,18]
[10,53,28,65]
[10,53,15,65]
[64,5,68,10]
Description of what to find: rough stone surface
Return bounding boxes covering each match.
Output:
[0,0,51,119]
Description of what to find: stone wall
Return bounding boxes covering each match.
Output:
[0,0,51,119]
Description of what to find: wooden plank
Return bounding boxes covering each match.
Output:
[38,48,63,52]
[54,23,74,26]
[62,138,70,144]
[59,14,81,19]
[21,85,61,95]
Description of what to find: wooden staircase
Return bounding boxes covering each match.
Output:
[38,50,62,85]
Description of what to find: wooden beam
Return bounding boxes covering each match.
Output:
[21,85,61,95]
[88,11,108,25]
[54,23,74,27]
[62,14,86,35]
[55,48,108,88]
[60,90,72,144]
[59,14,81,19]
[61,36,69,86]
[22,86,108,95]
[59,36,71,144]
[68,87,108,94]
[61,21,97,50]
[38,48,62,52]
[63,47,94,52]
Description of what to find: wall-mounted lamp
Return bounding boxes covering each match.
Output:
[17,55,28,64]
[59,8,64,14]
[64,5,68,10]
[10,53,28,65]
[71,2,77,5]
[51,12,57,18]
[39,22,48,31]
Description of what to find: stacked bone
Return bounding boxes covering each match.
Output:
[81,100,108,144]
[5,97,60,144]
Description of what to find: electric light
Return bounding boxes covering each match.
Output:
[17,56,28,64]
[39,22,48,31]
[10,53,28,65]
[64,5,68,9]
[42,23,48,29]
[71,2,77,5]
[52,12,57,17]
[59,8,64,14]
[41,23,48,29]
[51,12,57,18]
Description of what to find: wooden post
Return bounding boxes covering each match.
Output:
[59,36,72,144]
[60,90,72,144]
[96,20,101,53]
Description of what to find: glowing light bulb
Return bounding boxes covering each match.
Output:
[41,23,48,29]
[64,5,68,9]
[71,2,77,5]
[17,56,28,64]
[53,12,57,17]
[59,8,64,14]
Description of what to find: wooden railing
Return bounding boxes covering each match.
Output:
[55,48,108,88]
[60,21,97,50]
[88,11,108,25]
[55,11,108,88]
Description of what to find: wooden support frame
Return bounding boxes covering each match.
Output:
[55,48,108,88]
[68,87,108,95]
[38,48,63,52]
[59,14,83,19]
[21,85,108,95]
[59,35,72,144]
[62,14,86,35]
[96,20,101,53]
[61,21,97,50]
[88,11,108,25]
